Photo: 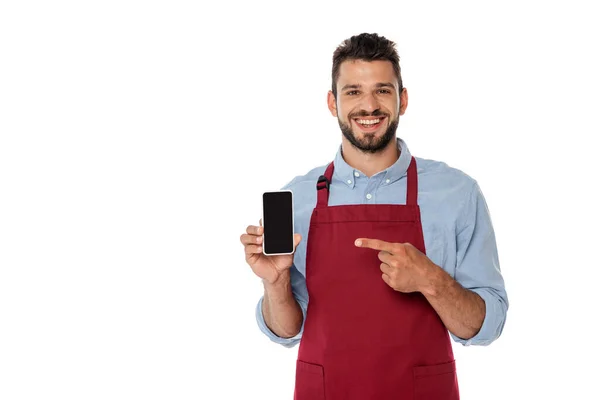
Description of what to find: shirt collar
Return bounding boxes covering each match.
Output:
[332,138,412,187]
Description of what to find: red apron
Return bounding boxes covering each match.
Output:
[294,157,459,400]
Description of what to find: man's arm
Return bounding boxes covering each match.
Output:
[427,180,508,345]
[261,269,303,338]
[255,264,308,348]
[421,267,486,340]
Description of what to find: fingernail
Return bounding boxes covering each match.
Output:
[355,240,362,246]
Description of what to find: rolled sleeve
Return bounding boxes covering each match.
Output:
[451,181,509,346]
[255,296,306,348]
[450,287,508,346]
[255,265,309,348]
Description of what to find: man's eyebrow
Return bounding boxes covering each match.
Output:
[376,82,395,89]
[340,84,361,92]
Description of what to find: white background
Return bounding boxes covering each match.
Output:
[1,0,599,399]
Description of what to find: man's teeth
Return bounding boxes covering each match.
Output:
[357,119,381,125]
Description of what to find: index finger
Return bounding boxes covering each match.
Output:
[355,238,395,253]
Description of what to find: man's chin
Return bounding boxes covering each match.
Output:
[358,124,391,138]
[354,129,382,139]
[347,133,392,153]
[339,118,398,153]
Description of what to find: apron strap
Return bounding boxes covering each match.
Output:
[316,156,418,207]
[406,156,418,206]
[316,162,334,208]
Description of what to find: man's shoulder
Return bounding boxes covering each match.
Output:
[280,163,329,191]
[415,156,478,192]
[280,164,329,215]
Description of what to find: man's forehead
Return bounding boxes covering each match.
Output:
[338,59,398,86]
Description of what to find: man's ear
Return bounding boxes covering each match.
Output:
[327,91,337,117]
[399,87,408,116]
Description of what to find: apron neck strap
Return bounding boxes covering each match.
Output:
[316,162,335,208]
[316,156,418,207]
[406,156,418,206]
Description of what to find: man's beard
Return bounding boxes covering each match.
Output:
[338,115,399,154]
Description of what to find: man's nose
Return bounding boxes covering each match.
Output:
[361,93,380,113]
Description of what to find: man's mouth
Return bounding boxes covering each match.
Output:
[353,117,386,132]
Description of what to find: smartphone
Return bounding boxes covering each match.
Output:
[262,190,294,256]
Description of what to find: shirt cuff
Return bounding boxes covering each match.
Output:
[255,296,306,348]
[450,287,507,346]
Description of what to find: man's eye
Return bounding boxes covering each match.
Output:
[346,91,359,96]
[378,89,391,94]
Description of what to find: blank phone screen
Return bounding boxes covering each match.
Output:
[262,191,294,254]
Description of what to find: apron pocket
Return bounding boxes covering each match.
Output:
[294,360,325,400]
[413,360,458,400]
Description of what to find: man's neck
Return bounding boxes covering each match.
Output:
[340,136,400,177]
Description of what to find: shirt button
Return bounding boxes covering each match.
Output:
[386,179,390,184]
[347,180,352,185]
[354,171,360,177]
[366,193,372,200]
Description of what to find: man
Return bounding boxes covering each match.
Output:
[240,33,508,400]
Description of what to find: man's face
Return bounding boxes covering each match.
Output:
[328,60,407,153]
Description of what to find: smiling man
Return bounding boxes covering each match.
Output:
[240,33,509,400]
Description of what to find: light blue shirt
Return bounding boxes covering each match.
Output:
[256,138,508,348]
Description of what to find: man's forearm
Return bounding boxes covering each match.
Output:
[421,266,486,340]
[262,270,303,338]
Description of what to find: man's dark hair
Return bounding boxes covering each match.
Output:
[331,33,402,97]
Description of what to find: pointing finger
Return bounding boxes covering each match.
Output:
[355,238,396,253]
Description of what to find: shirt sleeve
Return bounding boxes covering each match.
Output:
[255,263,309,348]
[450,181,509,346]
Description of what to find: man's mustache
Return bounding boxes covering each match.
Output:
[349,110,388,118]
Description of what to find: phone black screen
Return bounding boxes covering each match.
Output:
[262,191,294,255]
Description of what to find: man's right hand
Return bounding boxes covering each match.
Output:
[240,220,302,285]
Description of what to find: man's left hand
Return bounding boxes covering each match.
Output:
[354,238,438,294]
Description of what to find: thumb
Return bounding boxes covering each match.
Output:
[293,233,302,248]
